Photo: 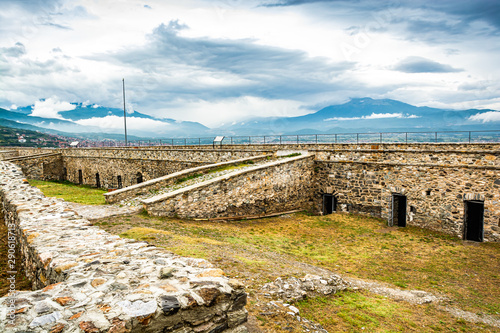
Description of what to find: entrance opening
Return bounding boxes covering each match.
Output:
[392,194,407,227]
[96,173,100,188]
[323,194,337,215]
[117,175,123,189]
[464,200,484,242]
[62,167,67,181]
[136,172,143,184]
[78,170,83,185]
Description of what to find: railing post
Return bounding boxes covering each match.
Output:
[231,137,233,145]
[435,132,438,143]
[249,136,251,144]
[264,136,266,144]
[335,134,337,144]
[380,133,382,144]
[297,135,299,144]
[469,131,471,143]
[171,139,174,146]
[357,133,359,144]
[280,136,282,145]
[406,132,408,144]
[315,134,318,144]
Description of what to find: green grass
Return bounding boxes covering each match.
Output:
[175,173,202,184]
[93,212,500,332]
[296,291,492,332]
[174,162,254,185]
[28,179,107,205]
[280,153,302,158]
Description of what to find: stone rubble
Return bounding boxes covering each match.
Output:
[0,161,248,333]
[261,274,351,302]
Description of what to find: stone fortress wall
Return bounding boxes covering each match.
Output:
[0,162,248,332]
[0,142,499,331]
[1,143,499,241]
[143,154,315,219]
[2,147,272,189]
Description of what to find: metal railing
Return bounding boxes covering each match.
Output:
[79,130,500,147]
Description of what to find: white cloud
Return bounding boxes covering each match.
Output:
[324,112,420,121]
[154,96,306,127]
[30,97,76,119]
[469,111,500,123]
[75,115,170,131]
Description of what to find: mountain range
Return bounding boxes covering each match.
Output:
[0,98,497,140]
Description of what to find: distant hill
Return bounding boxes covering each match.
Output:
[216,98,499,135]
[1,98,498,139]
[0,124,66,147]
[0,104,210,139]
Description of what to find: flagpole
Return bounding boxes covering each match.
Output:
[122,78,128,147]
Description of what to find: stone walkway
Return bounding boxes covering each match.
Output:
[66,202,142,220]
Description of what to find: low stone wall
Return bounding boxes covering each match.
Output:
[0,150,18,160]
[105,155,273,204]
[0,162,248,333]
[143,154,315,219]
[208,142,500,152]
[4,153,63,181]
[314,160,500,242]
[312,148,500,167]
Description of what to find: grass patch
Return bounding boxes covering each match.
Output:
[175,173,202,184]
[296,290,492,332]
[28,179,107,205]
[208,162,253,174]
[94,212,500,332]
[280,153,302,158]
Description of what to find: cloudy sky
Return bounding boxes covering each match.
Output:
[1,0,499,127]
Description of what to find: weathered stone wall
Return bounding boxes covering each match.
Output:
[64,156,206,189]
[208,143,500,152]
[0,150,19,160]
[311,148,499,167]
[6,147,271,189]
[105,155,272,204]
[4,153,63,181]
[143,155,315,219]
[313,160,500,242]
[0,161,248,332]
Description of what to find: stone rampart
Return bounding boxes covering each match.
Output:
[143,154,315,219]
[4,147,272,189]
[0,161,248,333]
[104,155,273,204]
[314,160,500,241]
[4,153,63,181]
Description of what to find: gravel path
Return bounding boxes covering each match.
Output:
[66,202,142,220]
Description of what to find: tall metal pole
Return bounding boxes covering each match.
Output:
[122,78,128,147]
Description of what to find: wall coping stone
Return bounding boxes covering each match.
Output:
[4,152,61,162]
[142,154,314,205]
[0,161,248,333]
